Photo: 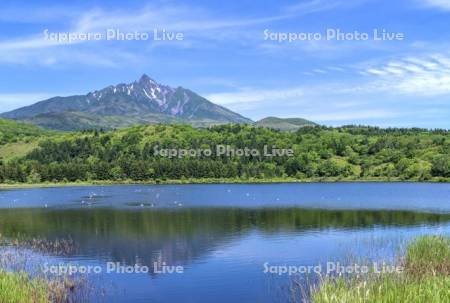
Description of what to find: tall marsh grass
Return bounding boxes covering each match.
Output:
[312,235,450,303]
[0,270,50,303]
[0,234,90,303]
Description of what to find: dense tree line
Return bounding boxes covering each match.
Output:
[0,124,449,183]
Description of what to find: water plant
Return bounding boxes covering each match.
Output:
[311,235,450,303]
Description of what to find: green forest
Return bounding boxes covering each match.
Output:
[0,122,449,183]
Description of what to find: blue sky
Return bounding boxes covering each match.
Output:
[0,0,449,128]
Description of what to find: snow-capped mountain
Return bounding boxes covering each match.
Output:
[1,75,252,130]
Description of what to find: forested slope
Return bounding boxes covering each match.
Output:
[0,124,449,183]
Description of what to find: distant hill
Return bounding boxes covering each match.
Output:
[255,117,317,131]
[0,74,252,131]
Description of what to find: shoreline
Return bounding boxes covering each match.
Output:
[1,177,449,189]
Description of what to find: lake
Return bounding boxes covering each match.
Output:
[0,183,449,302]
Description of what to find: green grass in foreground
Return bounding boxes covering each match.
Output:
[405,235,450,276]
[312,235,450,303]
[0,271,49,303]
[314,275,450,303]
[0,235,83,302]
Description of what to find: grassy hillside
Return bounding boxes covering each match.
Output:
[0,119,56,161]
[21,111,182,131]
[255,117,317,131]
[23,111,251,131]
[0,124,448,183]
[0,119,52,144]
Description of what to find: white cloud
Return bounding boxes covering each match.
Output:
[0,36,63,51]
[327,66,347,72]
[0,43,140,67]
[204,52,450,124]
[0,0,374,67]
[75,6,288,34]
[395,74,450,95]
[206,87,304,106]
[284,0,369,14]
[360,53,450,96]
[366,68,389,76]
[420,0,450,11]
[312,69,327,74]
[207,84,403,123]
[307,110,398,122]
[0,3,292,67]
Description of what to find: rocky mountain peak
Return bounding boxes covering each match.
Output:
[0,74,253,130]
[139,74,157,86]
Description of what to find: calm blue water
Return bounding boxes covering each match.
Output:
[0,183,449,303]
[0,182,449,212]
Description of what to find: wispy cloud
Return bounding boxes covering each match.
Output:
[206,87,304,107]
[0,4,274,66]
[207,83,402,123]
[419,0,450,11]
[75,5,288,34]
[283,0,370,15]
[0,41,140,67]
[307,110,398,122]
[359,52,450,96]
[0,0,372,67]
[205,50,450,124]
